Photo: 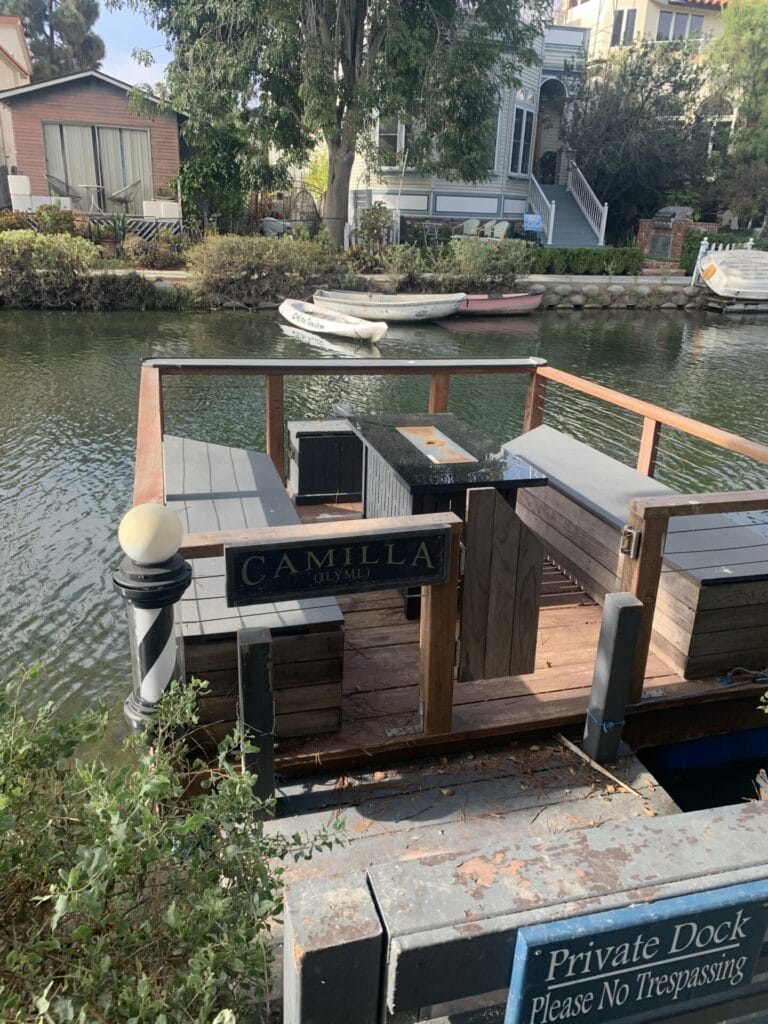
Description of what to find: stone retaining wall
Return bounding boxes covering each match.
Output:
[523,274,708,312]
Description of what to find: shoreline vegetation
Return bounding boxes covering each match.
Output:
[0,226,735,313]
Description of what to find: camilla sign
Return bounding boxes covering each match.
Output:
[505,880,768,1024]
[225,524,450,606]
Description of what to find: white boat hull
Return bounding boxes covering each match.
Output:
[278,299,387,342]
[312,289,465,321]
[699,250,768,301]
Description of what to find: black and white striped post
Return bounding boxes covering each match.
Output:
[112,503,192,731]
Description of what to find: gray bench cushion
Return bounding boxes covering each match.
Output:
[504,426,768,586]
[503,425,676,529]
[164,435,344,635]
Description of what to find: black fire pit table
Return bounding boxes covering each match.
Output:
[349,412,548,617]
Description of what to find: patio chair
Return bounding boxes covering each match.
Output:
[455,218,480,237]
[44,173,83,204]
[491,220,511,240]
[108,179,142,214]
[477,219,498,237]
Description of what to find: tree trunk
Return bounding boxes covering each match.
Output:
[324,137,356,248]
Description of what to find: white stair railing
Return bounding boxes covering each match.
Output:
[528,177,555,245]
[566,161,608,246]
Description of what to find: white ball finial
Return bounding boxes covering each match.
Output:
[118,503,184,565]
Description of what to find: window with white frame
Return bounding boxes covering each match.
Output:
[656,11,704,40]
[509,91,535,177]
[610,8,637,46]
[377,116,412,169]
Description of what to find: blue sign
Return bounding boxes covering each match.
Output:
[523,214,543,233]
[505,879,768,1024]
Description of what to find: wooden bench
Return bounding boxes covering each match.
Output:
[164,435,344,740]
[503,425,768,679]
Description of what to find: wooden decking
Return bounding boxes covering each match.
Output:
[272,502,768,774]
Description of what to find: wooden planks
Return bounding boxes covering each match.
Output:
[460,488,543,681]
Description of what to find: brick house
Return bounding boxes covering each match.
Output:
[0,69,183,215]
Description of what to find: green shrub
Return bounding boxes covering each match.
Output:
[35,204,77,236]
[123,229,186,270]
[0,669,342,1023]
[356,201,394,250]
[83,272,191,311]
[436,238,532,291]
[186,234,345,306]
[0,230,100,308]
[527,246,642,275]
[0,210,31,232]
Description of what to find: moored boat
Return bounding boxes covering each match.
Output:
[278,298,387,342]
[312,288,466,321]
[699,250,768,301]
[456,291,543,316]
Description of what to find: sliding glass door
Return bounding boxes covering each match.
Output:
[43,122,153,214]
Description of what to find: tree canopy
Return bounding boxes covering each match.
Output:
[564,40,714,242]
[110,0,551,244]
[708,0,768,164]
[0,0,105,81]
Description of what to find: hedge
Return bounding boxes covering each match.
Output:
[527,246,643,276]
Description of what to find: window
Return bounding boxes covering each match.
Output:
[610,9,636,47]
[509,105,534,176]
[43,122,152,214]
[656,11,704,40]
[487,110,501,172]
[377,116,412,169]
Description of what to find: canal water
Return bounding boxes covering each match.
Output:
[1,308,766,720]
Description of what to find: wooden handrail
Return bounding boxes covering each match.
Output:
[621,489,768,701]
[133,364,164,505]
[536,365,768,470]
[132,357,546,505]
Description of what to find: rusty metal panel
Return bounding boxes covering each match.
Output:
[283,877,383,1024]
[367,803,768,1014]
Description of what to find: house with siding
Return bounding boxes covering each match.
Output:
[349,25,608,247]
[0,67,183,216]
[555,0,725,62]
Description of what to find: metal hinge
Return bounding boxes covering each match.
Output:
[620,526,641,559]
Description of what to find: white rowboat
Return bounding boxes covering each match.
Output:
[699,250,768,301]
[278,299,388,342]
[278,323,381,357]
[312,289,466,321]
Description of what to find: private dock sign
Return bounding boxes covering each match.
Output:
[505,879,768,1024]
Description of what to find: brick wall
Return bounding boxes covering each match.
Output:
[636,218,719,262]
[3,78,180,196]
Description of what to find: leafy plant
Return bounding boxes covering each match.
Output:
[34,204,77,236]
[0,211,31,233]
[123,228,186,270]
[356,202,395,251]
[0,669,342,1022]
[0,230,100,308]
[186,234,345,306]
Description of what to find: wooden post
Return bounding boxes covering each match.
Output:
[419,519,462,734]
[522,371,547,432]
[582,593,642,763]
[265,373,285,481]
[237,627,275,813]
[133,364,165,505]
[428,372,450,413]
[619,508,669,703]
[636,417,661,477]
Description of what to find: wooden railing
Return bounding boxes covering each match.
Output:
[134,356,547,506]
[135,357,768,698]
[522,365,768,473]
[565,161,608,247]
[528,177,555,245]
[523,364,768,699]
[621,490,768,701]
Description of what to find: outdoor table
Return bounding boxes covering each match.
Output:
[349,412,548,616]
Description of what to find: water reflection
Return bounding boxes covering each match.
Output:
[0,308,766,715]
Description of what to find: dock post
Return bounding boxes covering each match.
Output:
[583,592,642,763]
[112,503,192,731]
[237,627,275,811]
